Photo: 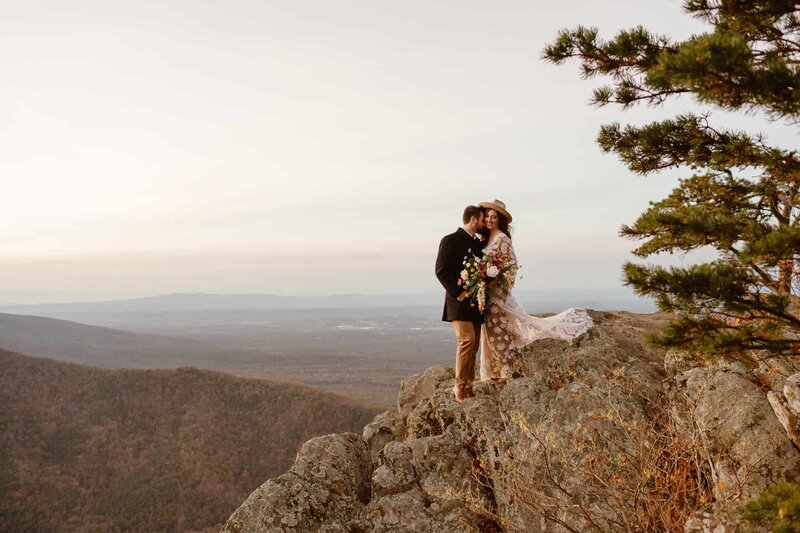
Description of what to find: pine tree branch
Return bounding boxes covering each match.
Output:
[727,246,783,293]
[545,19,800,118]
[597,88,691,108]
[781,180,800,221]
[732,293,800,327]
[598,115,799,176]
[769,193,789,224]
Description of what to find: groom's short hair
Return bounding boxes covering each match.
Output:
[462,205,484,224]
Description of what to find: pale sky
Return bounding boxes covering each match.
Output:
[2,1,796,301]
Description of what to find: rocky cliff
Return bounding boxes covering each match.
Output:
[221,311,800,532]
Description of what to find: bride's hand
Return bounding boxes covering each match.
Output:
[457,291,468,302]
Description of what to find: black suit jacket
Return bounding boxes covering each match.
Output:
[435,228,485,323]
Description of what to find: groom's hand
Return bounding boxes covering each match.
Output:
[457,291,468,302]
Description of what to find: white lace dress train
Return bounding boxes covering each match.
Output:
[479,233,594,380]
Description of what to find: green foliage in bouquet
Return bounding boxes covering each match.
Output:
[543,1,800,360]
[461,255,488,311]
[745,481,800,532]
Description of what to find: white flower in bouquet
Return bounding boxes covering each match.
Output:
[460,269,468,281]
[486,265,499,278]
[477,281,486,312]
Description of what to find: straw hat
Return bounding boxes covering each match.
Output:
[479,199,512,223]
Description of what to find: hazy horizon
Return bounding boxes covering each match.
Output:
[0,285,652,306]
[4,1,795,299]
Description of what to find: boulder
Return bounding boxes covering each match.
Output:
[786,372,800,415]
[397,365,454,416]
[362,409,406,465]
[220,433,371,532]
[680,366,800,500]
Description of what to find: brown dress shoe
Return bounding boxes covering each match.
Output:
[453,384,468,403]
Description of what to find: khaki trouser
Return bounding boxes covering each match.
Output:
[452,320,481,390]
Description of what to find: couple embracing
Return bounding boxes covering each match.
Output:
[435,200,594,403]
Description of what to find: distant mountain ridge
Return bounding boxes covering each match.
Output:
[0,289,655,314]
[0,349,380,532]
[0,291,439,312]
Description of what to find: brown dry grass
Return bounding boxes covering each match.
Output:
[509,392,714,531]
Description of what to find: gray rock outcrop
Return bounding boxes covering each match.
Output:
[221,433,372,532]
[221,311,800,532]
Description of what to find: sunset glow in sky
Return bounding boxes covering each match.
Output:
[3,1,796,301]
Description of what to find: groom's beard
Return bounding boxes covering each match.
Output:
[477,227,490,241]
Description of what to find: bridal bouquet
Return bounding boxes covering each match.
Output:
[458,250,518,312]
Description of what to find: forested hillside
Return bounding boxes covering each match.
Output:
[0,349,380,532]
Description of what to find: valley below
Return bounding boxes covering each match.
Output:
[0,306,453,407]
[0,291,653,406]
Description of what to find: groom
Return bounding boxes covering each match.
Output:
[435,205,485,402]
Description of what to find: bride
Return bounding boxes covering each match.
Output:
[477,200,594,381]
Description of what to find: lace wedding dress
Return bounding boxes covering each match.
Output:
[479,232,594,381]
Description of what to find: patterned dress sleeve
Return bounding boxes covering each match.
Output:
[498,235,518,269]
[488,235,518,298]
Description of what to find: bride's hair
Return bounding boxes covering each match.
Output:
[494,211,513,241]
